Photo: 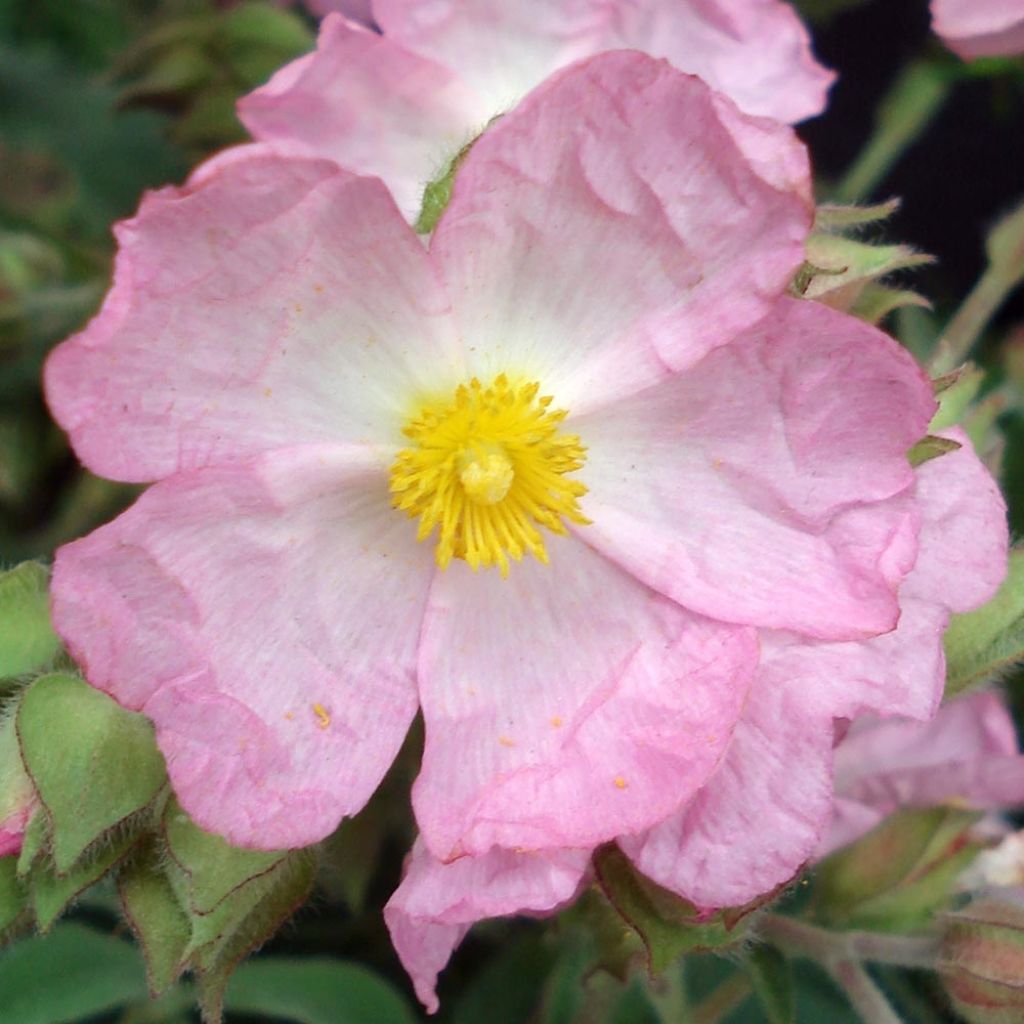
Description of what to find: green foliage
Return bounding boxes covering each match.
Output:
[593,845,759,974]
[0,562,58,680]
[0,922,149,1023]
[813,807,982,932]
[17,673,167,872]
[223,958,418,1024]
[0,856,26,934]
[945,548,1024,696]
[907,434,962,468]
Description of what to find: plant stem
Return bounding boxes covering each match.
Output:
[828,960,904,1024]
[690,972,752,1024]
[834,59,951,202]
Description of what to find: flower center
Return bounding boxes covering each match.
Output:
[389,374,589,576]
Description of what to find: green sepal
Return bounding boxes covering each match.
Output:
[813,807,982,932]
[194,849,318,1024]
[932,363,984,429]
[16,812,48,879]
[30,827,140,932]
[16,673,167,873]
[414,137,477,235]
[118,842,192,997]
[0,857,28,936]
[593,845,761,975]
[907,434,962,468]
[744,944,795,1024]
[0,563,59,680]
[814,200,902,231]
[162,797,287,916]
[945,548,1024,697]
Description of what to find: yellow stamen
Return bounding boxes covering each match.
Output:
[389,374,589,575]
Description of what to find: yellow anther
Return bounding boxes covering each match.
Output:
[613,776,628,790]
[389,374,590,574]
[312,703,331,729]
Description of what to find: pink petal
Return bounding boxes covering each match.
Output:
[45,150,458,483]
[413,535,757,860]
[906,427,1008,613]
[820,691,1024,856]
[573,297,934,639]
[932,0,1024,58]
[373,0,832,123]
[620,673,834,909]
[51,448,434,849]
[434,52,812,412]
[239,15,487,222]
[385,838,589,1012]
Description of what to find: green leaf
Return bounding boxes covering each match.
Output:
[17,673,167,873]
[30,826,139,932]
[16,811,48,878]
[223,958,417,1024]
[163,797,286,916]
[813,807,981,932]
[0,856,26,934]
[0,563,58,679]
[118,844,192,997]
[945,548,1024,697]
[745,945,794,1024]
[195,850,318,1024]
[907,434,962,468]
[593,846,757,974]
[0,923,148,1023]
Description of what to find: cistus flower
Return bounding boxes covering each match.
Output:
[386,433,1008,1009]
[820,690,1024,859]
[238,0,834,221]
[932,0,1024,60]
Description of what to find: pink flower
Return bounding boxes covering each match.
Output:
[932,0,1024,60]
[820,690,1024,859]
[386,433,1008,1010]
[238,0,834,221]
[49,53,833,854]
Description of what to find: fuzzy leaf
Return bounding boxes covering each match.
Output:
[17,674,166,873]
[30,828,139,932]
[223,958,417,1024]
[945,549,1024,697]
[593,845,754,974]
[0,563,58,680]
[195,850,318,1024]
[0,923,148,1023]
[118,843,192,997]
[0,856,26,934]
[163,797,286,916]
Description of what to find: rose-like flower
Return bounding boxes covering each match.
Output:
[386,434,1008,1009]
[239,0,834,221]
[932,0,1024,60]
[820,689,1024,859]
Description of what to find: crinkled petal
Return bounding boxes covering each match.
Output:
[239,15,488,221]
[413,535,757,860]
[45,151,459,483]
[51,448,434,849]
[820,690,1024,856]
[932,0,1024,59]
[620,673,834,909]
[435,52,811,413]
[755,429,1008,723]
[385,838,589,1012]
[573,297,934,639]
[907,426,1007,613]
[373,0,832,123]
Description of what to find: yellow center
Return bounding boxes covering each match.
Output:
[389,374,590,576]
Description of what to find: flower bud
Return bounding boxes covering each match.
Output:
[0,711,35,859]
[940,889,1024,1023]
